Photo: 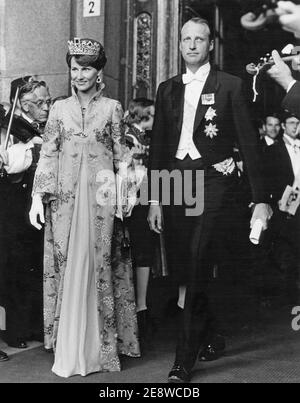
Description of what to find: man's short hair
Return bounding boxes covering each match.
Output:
[10,76,48,104]
[281,111,300,124]
[10,76,33,104]
[19,81,48,102]
[182,17,214,41]
[263,112,281,124]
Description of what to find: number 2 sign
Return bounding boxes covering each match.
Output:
[83,0,101,17]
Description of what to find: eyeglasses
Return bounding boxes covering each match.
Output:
[26,99,52,109]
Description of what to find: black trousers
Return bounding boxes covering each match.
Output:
[163,157,238,371]
[0,177,43,343]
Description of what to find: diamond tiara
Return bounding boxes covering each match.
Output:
[68,38,101,56]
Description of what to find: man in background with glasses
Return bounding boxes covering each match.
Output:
[0,77,51,353]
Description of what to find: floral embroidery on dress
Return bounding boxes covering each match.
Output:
[95,124,114,151]
[60,126,74,143]
[33,172,56,194]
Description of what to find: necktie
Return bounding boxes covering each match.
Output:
[182,72,205,85]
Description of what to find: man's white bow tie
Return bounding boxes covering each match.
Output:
[182,72,206,85]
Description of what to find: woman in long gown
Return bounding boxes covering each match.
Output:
[29,38,140,378]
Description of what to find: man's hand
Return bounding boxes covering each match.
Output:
[276,1,300,38]
[148,205,163,234]
[240,12,268,31]
[0,146,9,165]
[29,194,45,231]
[267,50,294,91]
[250,203,273,230]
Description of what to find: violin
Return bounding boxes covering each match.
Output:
[246,45,300,75]
[2,112,41,143]
[246,45,300,101]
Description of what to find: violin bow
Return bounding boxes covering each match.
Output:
[4,86,20,150]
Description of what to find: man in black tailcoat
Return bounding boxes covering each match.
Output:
[148,17,272,383]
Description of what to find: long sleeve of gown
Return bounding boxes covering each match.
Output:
[111,101,126,171]
[110,102,129,218]
[32,102,61,200]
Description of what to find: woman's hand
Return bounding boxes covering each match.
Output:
[29,194,45,230]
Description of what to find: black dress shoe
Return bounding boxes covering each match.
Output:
[8,341,28,349]
[0,350,9,362]
[198,334,226,362]
[168,365,191,383]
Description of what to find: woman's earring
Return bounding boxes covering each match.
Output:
[96,76,102,84]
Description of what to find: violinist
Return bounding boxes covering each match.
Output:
[0,77,51,351]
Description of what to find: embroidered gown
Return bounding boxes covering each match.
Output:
[33,90,140,378]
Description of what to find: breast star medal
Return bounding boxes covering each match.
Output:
[205,123,219,139]
[205,107,217,122]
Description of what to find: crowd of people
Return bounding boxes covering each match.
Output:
[0,1,300,383]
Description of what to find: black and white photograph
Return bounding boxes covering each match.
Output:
[1,0,300,387]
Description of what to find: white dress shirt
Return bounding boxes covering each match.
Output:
[287,80,297,93]
[265,136,275,146]
[283,134,300,177]
[176,63,211,160]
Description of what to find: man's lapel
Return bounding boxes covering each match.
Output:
[193,69,220,133]
[279,139,295,181]
[171,75,185,135]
